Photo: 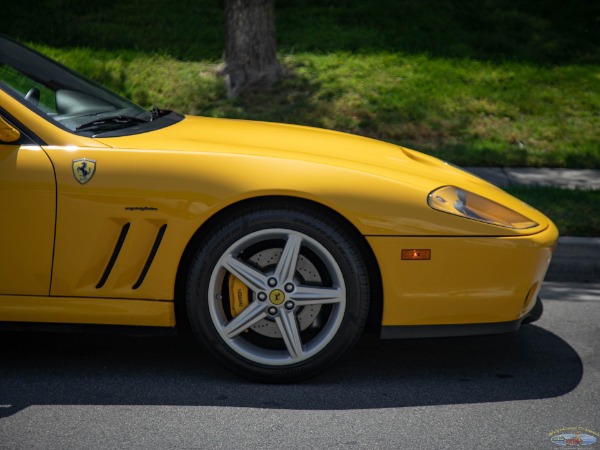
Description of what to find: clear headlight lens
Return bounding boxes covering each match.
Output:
[428,186,538,229]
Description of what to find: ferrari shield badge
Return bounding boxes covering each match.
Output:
[72,158,96,184]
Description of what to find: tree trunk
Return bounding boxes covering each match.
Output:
[222,0,282,98]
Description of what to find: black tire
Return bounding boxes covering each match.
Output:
[185,201,371,382]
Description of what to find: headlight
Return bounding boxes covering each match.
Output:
[428,186,538,229]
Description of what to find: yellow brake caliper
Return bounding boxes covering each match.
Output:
[228,275,250,318]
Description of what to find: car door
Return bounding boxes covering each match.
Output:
[0,113,56,295]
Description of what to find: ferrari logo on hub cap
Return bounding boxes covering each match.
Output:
[269,289,285,305]
[72,158,96,184]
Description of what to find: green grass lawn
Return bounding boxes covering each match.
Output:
[2,0,599,169]
[505,187,600,237]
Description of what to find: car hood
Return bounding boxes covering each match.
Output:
[96,115,477,185]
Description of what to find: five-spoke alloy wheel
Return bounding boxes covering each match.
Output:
[185,202,371,382]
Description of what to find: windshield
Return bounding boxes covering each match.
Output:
[0,36,157,135]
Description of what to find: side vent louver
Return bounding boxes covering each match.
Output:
[96,223,131,289]
[132,224,167,290]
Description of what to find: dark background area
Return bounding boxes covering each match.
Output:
[2,0,598,64]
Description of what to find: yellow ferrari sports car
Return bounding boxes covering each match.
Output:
[0,36,557,382]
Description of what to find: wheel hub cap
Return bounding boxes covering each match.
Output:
[269,288,285,305]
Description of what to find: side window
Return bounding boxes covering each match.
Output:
[0,64,57,114]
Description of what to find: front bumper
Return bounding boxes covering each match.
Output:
[380,296,544,339]
[368,221,558,336]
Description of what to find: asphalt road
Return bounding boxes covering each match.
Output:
[1,282,599,450]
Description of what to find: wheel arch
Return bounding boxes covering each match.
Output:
[174,195,383,335]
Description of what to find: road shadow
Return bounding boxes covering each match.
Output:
[0,324,582,418]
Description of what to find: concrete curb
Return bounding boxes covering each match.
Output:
[546,237,600,283]
[465,167,600,190]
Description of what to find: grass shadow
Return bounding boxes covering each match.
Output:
[201,61,331,129]
[1,0,598,65]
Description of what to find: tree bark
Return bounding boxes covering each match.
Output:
[222,0,282,98]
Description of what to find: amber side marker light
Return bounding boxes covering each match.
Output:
[401,249,431,260]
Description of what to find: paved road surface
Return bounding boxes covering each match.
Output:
[1,282,598,449]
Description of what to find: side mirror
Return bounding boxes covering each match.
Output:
[0,116,21,143]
